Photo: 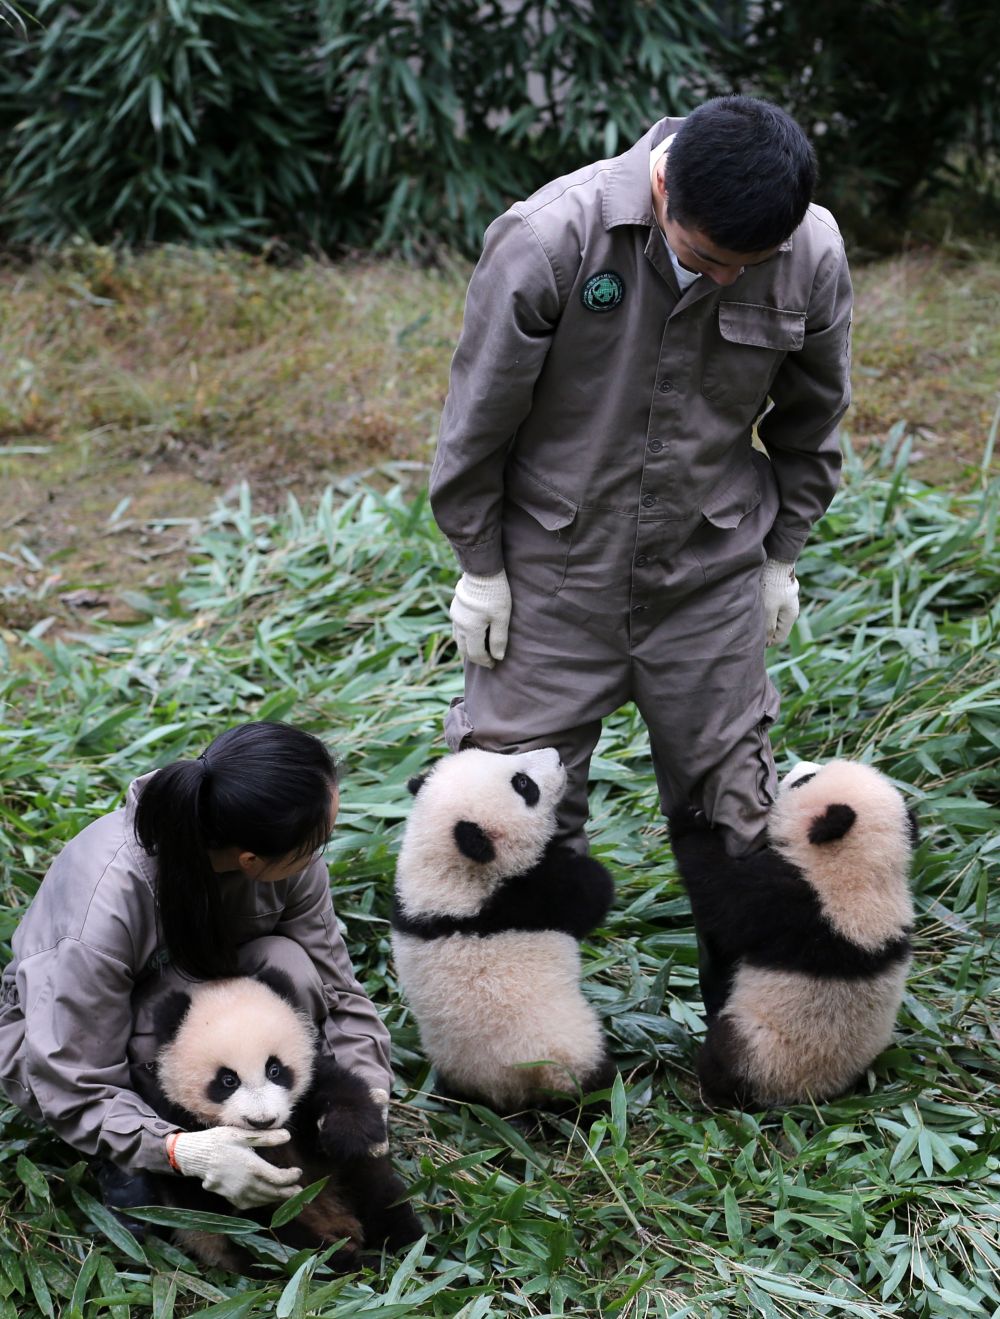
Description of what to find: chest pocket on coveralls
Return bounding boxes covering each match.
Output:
[503,462,578,597]
[701,302,806,405]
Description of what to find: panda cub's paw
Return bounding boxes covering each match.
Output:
[667,803,711,841]
[316,1097,389,1163]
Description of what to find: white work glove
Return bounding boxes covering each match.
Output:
[760,558,799,646]
[449,569,512,668]
[170,1127,303,1209]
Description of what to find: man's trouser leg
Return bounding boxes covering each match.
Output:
[444,542,778,857]
[632,489,780,856]
[445,590,631,854]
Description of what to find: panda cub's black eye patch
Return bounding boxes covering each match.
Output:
[511,772,540,807]
[455,820,496,863]
[265,1056,294,1089]
[207,1067,241,1103]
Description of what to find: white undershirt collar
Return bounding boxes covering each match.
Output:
[649,135,701,291]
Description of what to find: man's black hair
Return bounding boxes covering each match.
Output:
[664,95,817,254]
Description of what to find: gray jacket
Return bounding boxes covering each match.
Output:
[431,116,852,588]
[0,774,392,1172]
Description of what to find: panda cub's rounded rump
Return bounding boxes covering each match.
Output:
[393,748,615,1113]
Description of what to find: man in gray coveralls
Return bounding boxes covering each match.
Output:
[429,96,852,857]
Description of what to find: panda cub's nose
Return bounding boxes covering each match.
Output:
[245,1116,278,1130]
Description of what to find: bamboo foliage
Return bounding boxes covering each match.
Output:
[0,0,340,247]
[0,0,726,253]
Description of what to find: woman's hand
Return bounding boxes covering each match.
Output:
[168,1127,303,1208]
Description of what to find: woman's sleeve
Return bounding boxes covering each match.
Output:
[275,860,393,1092]
[16,938,178,1171]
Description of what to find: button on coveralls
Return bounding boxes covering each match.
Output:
[430,116,853,853]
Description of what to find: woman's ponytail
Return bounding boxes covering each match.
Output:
[135,756,239,980]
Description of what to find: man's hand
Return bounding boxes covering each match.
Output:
[170,1127,303,1208]
[761,558,799,646]
[449,570,512,668]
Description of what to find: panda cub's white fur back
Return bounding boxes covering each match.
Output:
[392,747,616,1112]
[669,760,917,1108]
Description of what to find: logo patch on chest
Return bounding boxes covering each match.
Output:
[581,270,625,313]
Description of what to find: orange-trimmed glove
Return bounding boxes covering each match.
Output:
[169,1127,302,1209]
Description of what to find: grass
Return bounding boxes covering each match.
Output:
[1,241,998,629]
[0,426,998,1316]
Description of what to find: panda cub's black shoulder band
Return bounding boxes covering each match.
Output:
[391,897,482,940]
[392,847,614,942]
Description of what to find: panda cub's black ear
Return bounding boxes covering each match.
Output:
[808,803,857,845]
[254,967,298,1007]
[152,990,193,1044]
[408,769,432,796]
[454,820,496,864]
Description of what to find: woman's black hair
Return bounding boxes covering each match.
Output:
[134,721,338,980]
[665,95,817,254]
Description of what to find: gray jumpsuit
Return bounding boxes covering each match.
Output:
[429,116,853,853]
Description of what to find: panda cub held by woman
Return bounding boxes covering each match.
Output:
[392,747,616,1113]
[669,760,917,1109]
[142,970,420,1272]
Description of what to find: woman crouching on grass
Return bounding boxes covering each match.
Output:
[0,720,393,1228]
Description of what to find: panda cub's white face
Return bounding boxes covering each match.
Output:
[397,747,567,919]
[157,979,318,1131]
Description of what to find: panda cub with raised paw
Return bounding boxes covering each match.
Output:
[392,747,616,1114]
[668,760,917,1109]
[139,970,421,1273]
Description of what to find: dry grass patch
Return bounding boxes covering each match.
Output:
[851,245,1000,483]
[2,241,998,626]
[0,245,468,613]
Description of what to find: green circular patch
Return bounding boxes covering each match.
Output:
[581,270,625,313]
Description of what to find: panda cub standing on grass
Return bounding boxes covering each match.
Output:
[140,970,421,1273]
[392,747,616,1113]
[669,760,918,1109]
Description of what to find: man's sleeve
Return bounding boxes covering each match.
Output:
[274,860,393,1093]
[17,940,178,1171]
[430,208,563,574]
[759,241,853,562]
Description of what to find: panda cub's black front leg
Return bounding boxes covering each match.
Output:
[299,1056,388,1163]
[536,845,615,940]
[668,804,746,1015]
[666,806,752,913]
[667,804,730,864]
[302,1058,424,1254]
